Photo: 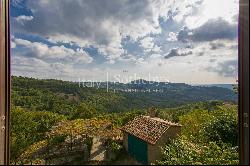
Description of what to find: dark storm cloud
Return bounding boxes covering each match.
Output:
[164,48,193,59]
[206,59,238,77]
[177,18,237,42]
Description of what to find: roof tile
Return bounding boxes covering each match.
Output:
[121,116,181,144]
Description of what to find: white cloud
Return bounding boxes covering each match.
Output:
[12,0,169,59]
[15,15,33,25]
[184,0,239,29]
[139,36,162,54]
[98,45,124,61]
[12,55,49,68]
[11,55,104,81]
[11,41,16,48]
[15,38,32,45]
[140,37,155,52]
[167,32,178,41]
[152,45,161,52]
[205,59,238,78]
[13,38,93,64]
[11,0,239,84]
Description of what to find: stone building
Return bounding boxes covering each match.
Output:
[121,116,181,164]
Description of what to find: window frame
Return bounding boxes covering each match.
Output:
[0,0,10,165]
[238,0,249,164]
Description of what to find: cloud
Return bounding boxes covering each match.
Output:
[12,55,49,68]
[191,18,237,41]
[185,44,193,49]
[13,38,93,64]
[177,27,191,42]
[139,36,157,53]
[164,48,193,59]
[15,15,33,24]
[11,41,16,48]
[177,18,237,42]
[209,59,216,62]
[205,59,238,77]
[184,0,239,29]
[14,0,211,62]
[167,32,178,41]
[10,0,239,83]
[11,54,106,81]
[209,41,226,50]
[14,38,32,45]
[140,37,154,50]
[12,0,238,60]
[121,37,145,58]
[12,0,170,60]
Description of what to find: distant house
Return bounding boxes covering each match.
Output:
[121,116,181,164]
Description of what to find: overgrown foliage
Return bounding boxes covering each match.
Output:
[156,103,239,165]
[156,136,238,165]
[10,107,66,161]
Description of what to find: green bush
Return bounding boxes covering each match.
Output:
[179,109,212,142]
[200,115,238,146]
[157,104,239,165]
[156,137,239,165]
[50,135,67,145]
[108,141,123,153]
[106,140,124,161]
[179,104,238,144]
[10,107,66,161]
[71,102,97,119]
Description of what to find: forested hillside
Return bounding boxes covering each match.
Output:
[11,76,237,115]
[10,76,238,165]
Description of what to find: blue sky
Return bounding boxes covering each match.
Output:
[10,0,239,84]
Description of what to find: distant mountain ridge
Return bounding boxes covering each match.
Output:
[12,76,237,114]
[191,84,236,90]
[80,80,235,92]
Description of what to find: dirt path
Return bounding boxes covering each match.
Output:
[89,137,106,161]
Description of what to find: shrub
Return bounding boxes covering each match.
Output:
[156,137,239,165]
[200,106,238,146]
[179,109,212,142]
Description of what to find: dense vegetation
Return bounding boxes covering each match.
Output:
[10,76,238,164]
[156,103,238,165]
[10,107,66,161]
[11,76,237,115]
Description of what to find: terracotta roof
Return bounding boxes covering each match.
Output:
[121,116,181,145]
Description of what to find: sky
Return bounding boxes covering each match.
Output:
[10,0,239,84]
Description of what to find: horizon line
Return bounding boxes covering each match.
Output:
[11,75,237,85]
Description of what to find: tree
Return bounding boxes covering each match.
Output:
[200,105,238,146]
[72,102,97,119]
[147,106,158,117]
[179,109,212,142]
[10,107,66,161]
[156,137,239,165]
